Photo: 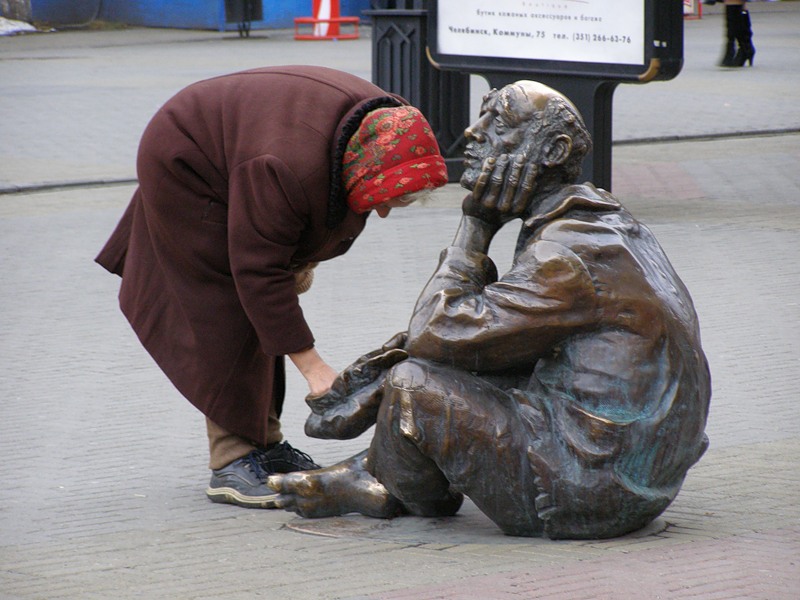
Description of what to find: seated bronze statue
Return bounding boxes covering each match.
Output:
[268,81,711,539]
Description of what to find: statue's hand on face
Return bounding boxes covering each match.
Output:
[462,153,538,227]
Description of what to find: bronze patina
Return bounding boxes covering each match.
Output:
[268,81,711,539]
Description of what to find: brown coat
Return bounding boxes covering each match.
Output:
[96,66,401,444]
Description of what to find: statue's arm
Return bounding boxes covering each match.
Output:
[405,236,599,372]
[454,153,537,254]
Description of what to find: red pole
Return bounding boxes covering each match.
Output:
[312,0,342,37]
[294,0,359,41]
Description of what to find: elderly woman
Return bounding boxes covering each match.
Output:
[96,65,448,508]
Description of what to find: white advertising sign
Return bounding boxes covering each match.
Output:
[437,0,646,66]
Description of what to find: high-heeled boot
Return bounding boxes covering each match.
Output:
[719,4,740,67]
[733,9,756,67]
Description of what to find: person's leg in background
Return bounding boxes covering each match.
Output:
[731,0,756,66]
[714,0,755,67]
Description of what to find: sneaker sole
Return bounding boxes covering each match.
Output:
[205,486,279,509]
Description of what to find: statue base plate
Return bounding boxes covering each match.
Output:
[284,499,669,545]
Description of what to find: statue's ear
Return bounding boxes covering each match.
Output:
[543,134,572,168]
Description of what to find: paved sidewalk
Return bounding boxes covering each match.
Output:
[1,4,799,599]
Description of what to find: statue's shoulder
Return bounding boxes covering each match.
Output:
[526,183,622,239]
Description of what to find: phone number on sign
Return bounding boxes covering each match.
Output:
[573,33,633,44]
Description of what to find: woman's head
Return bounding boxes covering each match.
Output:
[342,106,448,215]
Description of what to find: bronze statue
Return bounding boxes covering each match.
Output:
[268,81,711,539]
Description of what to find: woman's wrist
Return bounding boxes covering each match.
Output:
[289,347,337,396]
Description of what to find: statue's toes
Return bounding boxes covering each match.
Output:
[270,471,318,498]
[272,493,297,512]
[268,476,317,516]
[266,474,284,492]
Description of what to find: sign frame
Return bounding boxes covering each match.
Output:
[428,0,683,84]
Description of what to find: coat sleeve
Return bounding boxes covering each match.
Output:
[406,238,599,372]
[227,155,314,356]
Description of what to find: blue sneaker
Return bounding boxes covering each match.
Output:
[206,450,278,508]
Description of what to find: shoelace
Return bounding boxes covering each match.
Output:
[257,442,319,471]
[276,442,315,465]
[244,451,271,480]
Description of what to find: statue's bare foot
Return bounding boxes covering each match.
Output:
[267,450,404,519]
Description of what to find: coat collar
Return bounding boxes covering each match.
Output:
[523,182,621,232]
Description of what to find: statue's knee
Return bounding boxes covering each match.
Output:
[386,358,430,392]
[383,359,455,425]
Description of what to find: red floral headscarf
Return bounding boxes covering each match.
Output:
[342,106,448,214]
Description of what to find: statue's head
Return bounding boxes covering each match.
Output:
[460,81,592,192]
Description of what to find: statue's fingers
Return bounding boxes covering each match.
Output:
[490,154,510,187]
[472,156,495,200]
[382,331,408,351]
[513,162,538,214]
[372,348,409,369]
[305,391,335,414]
[498,154,525,213]
[484,154,509,206]
[304,413,327,438]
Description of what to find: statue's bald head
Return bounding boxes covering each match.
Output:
[461,80,592,191]
[505,80,591,184]
[512,80,580,115]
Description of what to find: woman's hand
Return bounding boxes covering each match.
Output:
[289,347,338,397]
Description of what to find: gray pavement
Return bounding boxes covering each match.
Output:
[1,3,800,599]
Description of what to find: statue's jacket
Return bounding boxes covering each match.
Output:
[95,66,399,445]
[407,183,711,538]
